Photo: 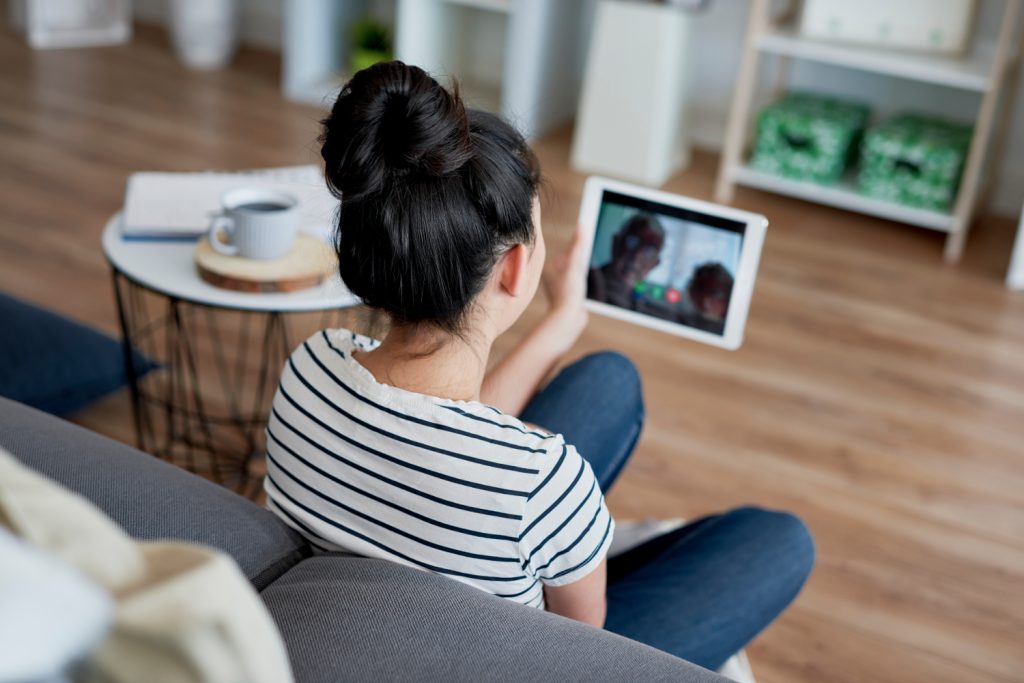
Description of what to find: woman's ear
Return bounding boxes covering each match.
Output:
[498,244,530,297]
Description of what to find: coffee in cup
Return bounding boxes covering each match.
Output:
[208,188,299,260]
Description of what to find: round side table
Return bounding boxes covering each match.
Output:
[103,213,361,496]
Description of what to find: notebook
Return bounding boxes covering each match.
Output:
[121,165,338,240]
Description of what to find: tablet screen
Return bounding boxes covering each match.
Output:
[587,190,746,336]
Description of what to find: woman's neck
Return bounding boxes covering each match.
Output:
[353,323,494,403]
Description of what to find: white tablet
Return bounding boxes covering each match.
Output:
[579,176,767,351]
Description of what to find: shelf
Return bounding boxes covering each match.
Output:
[286,75,347,108]
[441,0,511,12]
[757,27,996,92]
[731,164,955,232]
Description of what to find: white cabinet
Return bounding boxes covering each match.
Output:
[570,1,695,186]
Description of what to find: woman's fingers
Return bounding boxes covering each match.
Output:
[562,224,587,272]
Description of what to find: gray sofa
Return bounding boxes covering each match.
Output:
[0,397,727,682]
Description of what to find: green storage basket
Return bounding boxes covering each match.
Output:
[857,114,972,212]
[750,92,871,184]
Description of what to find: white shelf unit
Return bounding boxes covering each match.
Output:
[397,0,510,116]
[714,0,1022,263]
[282,0,395,107]
[283,0,587,141]
[395,0,587,140]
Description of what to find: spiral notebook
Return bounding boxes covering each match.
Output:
[121,165,338,240]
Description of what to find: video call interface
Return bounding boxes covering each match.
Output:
[587,191,746,336]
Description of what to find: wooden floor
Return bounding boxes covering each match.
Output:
[2,24,1022,683]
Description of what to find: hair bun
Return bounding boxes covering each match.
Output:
[321,61,473,200]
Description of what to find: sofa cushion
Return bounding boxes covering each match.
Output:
[0,397,308,589]
[261,554,726,683]
[0,293,156,416]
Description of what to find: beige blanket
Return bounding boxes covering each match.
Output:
[0,448,293,683]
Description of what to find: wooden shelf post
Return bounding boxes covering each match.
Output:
[714,0,771,204]
[944,0,1021,263]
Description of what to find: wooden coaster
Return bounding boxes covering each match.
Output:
[195,233,337,293]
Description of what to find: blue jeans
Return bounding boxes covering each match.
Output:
[520,352,815,671]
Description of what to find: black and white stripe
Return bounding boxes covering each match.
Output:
[264,329,614,608]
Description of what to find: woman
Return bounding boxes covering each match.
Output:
[264,61,814,671]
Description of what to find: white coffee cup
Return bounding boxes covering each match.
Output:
[208,188,299,260]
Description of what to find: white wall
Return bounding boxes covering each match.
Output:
[135,0,1022,216]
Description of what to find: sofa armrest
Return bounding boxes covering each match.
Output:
[0,397,308,589]
[262,554,730,683]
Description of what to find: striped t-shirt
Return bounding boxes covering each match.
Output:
[263,328,614,609]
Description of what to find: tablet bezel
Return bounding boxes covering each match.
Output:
[578,176,768,351]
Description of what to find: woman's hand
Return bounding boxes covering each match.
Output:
[542,225,589,346]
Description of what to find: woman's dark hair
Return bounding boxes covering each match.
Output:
[320,61,540,333]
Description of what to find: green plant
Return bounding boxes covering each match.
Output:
[351,18,391,54]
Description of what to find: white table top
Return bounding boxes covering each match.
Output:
[102,213,360,312]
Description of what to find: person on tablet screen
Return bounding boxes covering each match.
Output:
[678,262,734,335]
[587,213,665,310]
[264,60,814,674]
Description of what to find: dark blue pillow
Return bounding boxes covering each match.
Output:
[0,293,156,416]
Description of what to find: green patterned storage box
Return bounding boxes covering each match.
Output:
[858,114,972,211]
[750,92,871,184]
